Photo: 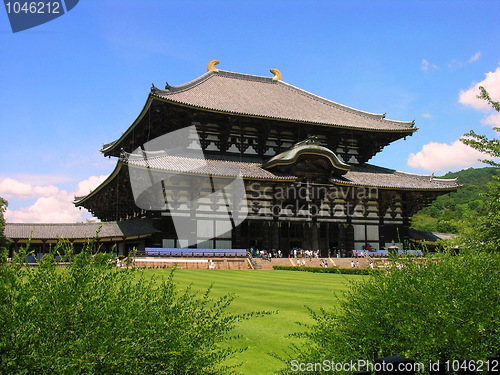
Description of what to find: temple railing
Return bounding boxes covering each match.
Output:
[139,248,247,258]
[246,252,258,270]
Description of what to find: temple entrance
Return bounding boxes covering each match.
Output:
[326,223,354,257]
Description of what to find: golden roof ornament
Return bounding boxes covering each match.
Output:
[207,59,220,72]
[270,68,282,81]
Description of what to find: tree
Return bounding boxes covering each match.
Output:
[0,198,9,253]
[460,86,500,167]
[455,86,500,252]
[280,253,500,374]
[0,244,261,374]
[279,88,500,375]
[449,180,500,252]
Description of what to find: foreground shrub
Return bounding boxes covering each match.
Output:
[0,249,254,375]
[280,252,500,373]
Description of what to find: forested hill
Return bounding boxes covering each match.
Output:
[410,167,499,233]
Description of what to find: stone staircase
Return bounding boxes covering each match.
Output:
[252,257,372,269]
[252,257,295,270]
[329,257,370,268]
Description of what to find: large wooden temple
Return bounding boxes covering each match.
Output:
[74,60,459,256]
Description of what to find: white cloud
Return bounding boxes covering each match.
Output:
[407,139,497,173]
[459,66,500,112]
[422,113,432,119]
[5,193,85,223]
[421,59,437,72]
[0,174,73,186]
[468,51,481,63]
[75,175,108,197]
[2,175,107,223]
[0,178,60,200]
[483,112,500,127]
[449,51,481,69]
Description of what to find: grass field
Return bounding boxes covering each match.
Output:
[142,269,364,375]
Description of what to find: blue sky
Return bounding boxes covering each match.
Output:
[1,0,499,222]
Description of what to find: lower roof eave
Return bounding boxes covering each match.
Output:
[329,181,460,192]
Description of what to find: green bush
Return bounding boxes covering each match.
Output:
[273,265,381,275]
[280,252,500,374]
[0,247,256,375]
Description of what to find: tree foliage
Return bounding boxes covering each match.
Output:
[452,86,500,252]
[0,245,257,375]
[448,178,500,252]
[411,167,497,233]
[280,253,500,374]
[460,86,500,167]
[280,88,500,374]
[412,86,499,240]
[0,198,9,252]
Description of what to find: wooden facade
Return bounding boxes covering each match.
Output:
[75,62,459,255]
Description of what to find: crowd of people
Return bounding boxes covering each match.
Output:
[290,248,320,259]
[249,246,380,260]
[249,248,283,260]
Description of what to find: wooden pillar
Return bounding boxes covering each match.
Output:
[287,221,291,253]
[311,223,319,251]
[379,216,385,250]
[325,223,330,257]
[271,222,280,251]
[263,222,271,250]
[302,222,306,249]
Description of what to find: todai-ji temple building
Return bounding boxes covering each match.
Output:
[74,60,459,256]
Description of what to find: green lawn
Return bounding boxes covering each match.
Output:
[142,269,363,375]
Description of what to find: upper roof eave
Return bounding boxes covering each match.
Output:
[102,68,417,155]
[162,70,413,126]
[152,69,416,131]
[101,95,156,155]
[150,94,418,133]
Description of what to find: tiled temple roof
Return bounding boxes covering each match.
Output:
[150,70,416,132]
[124,153,459,191]
[5,219,158,241]
[332,164,459,190]
[126,152,294,180]
[409,228,457,242]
